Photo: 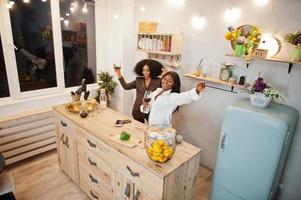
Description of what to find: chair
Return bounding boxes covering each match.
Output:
[0,154,15,200]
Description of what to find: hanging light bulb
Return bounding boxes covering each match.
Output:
[41,0,47,2]
[6,1,15,9]
[140,6,146,12]
[254,0,269,7]
[167,0,185,7]
[70,6,75,12]
[82,3,88,13]
[65,13,70,16]
[113,14,119,19]
[64,20,69,26]
[224,6,241,23]
[191,16,206,30]
[23,0,30,3]
[60,17,64,21]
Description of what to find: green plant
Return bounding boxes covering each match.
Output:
[96,71,118,105]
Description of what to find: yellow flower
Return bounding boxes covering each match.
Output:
[225,32,233,40]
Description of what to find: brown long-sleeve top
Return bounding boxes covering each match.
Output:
[118,76,161,119]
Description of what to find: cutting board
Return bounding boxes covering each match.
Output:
[110,134,142,148]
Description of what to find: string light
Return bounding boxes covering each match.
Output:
[66,13,70,16]
[64,19,69,26]
[140,6,146,12]
[191,16,206,30]
[23,0,30,3]
[254,0,269,7]
[224,6,241,23]
[41,0,47,2]
[82,3,88,13]
[6,1,15,9]
[60,17,64,21]
[167,0,185,7]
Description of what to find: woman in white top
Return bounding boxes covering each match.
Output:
[141,71,205,126]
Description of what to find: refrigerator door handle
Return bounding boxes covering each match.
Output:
[221,133,226,152]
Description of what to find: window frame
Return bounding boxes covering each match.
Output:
[0,0,99,105]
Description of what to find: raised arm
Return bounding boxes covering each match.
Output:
[114,65,136,90]
[170,80,205,106]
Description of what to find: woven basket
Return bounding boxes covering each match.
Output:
[139,21,158,33]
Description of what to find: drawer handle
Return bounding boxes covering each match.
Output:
[60,133,65,143]
[60,120,67,127]
[124,183,131,198]
[126,165,140,177]
[87,139,96,148]
[64,137,69,148]
[89,174,98,184]
[90,190,99,200]
[88,157,97,166]
[134,190,141,200]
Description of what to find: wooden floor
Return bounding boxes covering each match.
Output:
[4,150,212,200]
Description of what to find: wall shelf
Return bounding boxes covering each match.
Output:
[184,73,249,93]
[226,54,301,74]
[137,33,182,66]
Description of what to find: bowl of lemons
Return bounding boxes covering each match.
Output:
[145,124,176,163]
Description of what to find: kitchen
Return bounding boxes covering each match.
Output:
[0,0,301,199]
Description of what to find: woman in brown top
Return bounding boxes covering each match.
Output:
[114,59,163,123]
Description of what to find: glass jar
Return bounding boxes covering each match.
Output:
[145,124,176,163]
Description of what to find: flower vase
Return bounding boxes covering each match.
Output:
[250,92,271,108]
[234,44,246,56]
[291,46,301,62]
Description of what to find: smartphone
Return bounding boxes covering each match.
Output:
[123,119,132,124]
[115,120,123,127]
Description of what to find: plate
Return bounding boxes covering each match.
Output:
[138,38,153,50]
[152,39,163,51]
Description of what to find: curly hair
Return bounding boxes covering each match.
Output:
[134,59,164,79]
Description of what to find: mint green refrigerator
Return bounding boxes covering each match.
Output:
[211,99,298,200]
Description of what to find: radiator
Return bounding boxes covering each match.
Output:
[0,108,56,165]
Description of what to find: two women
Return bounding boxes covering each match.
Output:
[114,59,163,123]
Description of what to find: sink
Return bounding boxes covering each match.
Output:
[65,99,98,113]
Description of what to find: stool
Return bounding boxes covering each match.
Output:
[0,173,15,200]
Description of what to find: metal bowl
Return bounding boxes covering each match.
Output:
[65,99,98,113]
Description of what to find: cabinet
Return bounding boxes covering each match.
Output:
[53,105,201,200]
[55,114,79,184]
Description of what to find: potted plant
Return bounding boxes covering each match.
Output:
[96,71,118,106]
[245,75,284,108]
[284,31,301,61]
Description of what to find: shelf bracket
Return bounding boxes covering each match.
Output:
[288,63,293,74]
[231,86,234,92]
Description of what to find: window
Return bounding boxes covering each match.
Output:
[0,35,10,98]
[59,0,96,87]
[9,0,57,92]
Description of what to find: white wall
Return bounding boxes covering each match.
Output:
[103,0,301,199]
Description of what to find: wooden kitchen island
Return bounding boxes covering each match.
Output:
[53,105,201,200]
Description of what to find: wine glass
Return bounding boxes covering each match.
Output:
[143,90,152,112]
[113,59,121,70]
[144,90,152,103]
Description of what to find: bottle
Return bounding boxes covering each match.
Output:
[99,89,107,110]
